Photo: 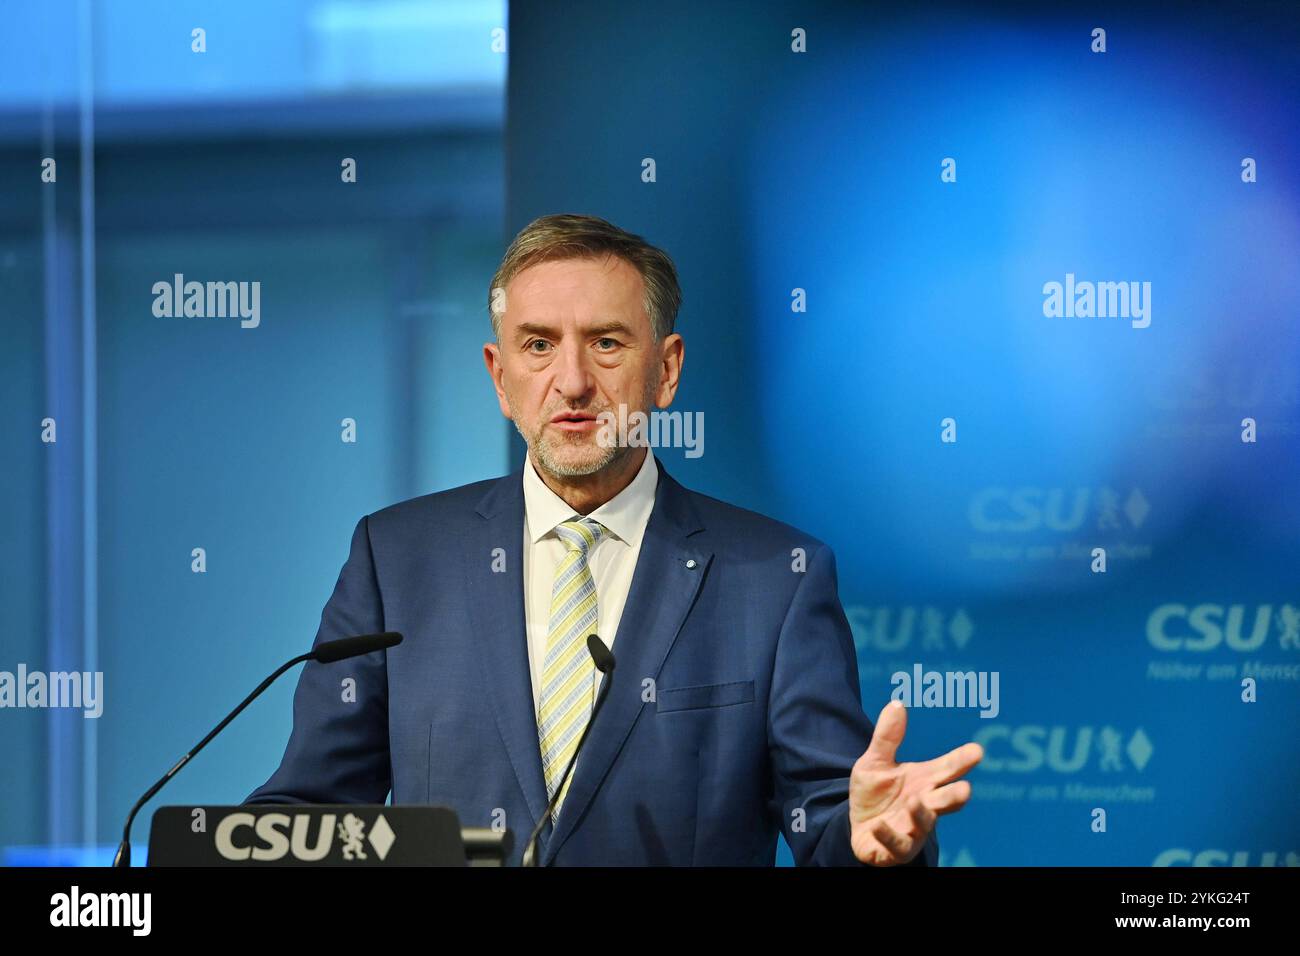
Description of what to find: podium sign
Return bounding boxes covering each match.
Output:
[147,805,491,866]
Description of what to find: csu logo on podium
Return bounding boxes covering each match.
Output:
[214,811,397,862]
[150,805,472,866]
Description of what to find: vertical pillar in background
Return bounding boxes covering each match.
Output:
[76,0,99,851]
[42,208,87,849]
[42,0,99,853]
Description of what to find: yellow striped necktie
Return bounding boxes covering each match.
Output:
[537,516,608,822]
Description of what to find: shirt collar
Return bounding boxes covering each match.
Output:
[523,449,659,548]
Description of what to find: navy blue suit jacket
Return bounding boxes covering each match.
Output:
[245,456,940,867]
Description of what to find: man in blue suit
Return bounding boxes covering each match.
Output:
[246,214,983,866]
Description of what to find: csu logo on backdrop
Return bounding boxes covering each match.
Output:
[973,725,1153,773]
[1154,848,1299,867]
[214,811,396,862]
[1146,604,1300,651]
[846,606,974,652]
[968,487,1149,533]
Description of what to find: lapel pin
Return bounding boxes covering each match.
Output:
[685,559,697,570]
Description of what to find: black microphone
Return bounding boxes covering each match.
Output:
[521,634,616,868]
[313,631,402,663]
[111,631,403,867]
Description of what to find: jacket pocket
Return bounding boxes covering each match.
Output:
[656,679,754,713]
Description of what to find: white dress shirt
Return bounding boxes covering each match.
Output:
[522,448,659,719]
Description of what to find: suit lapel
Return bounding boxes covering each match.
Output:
[460,467,551,827]
[541,461,712,864]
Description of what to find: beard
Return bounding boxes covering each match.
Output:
[511,382,657,479]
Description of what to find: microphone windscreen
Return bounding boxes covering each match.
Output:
[313,632,402,663]
[586,634,615,673]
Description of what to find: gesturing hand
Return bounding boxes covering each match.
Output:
[848,700,984,866]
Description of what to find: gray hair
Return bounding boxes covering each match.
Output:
[488,213,681,342]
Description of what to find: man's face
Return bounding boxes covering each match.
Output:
[484,254,680,479]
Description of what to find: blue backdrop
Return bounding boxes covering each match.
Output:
[504,0,1300,866]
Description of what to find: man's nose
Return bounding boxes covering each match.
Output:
[552,341,594,399]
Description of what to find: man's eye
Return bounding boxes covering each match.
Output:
[595,338,618,350]
[528,340,551,353]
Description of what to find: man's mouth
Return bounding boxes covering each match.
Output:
[549,411,601,433]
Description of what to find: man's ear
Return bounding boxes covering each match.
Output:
[654,333,685,408]
[483,342,513,419]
